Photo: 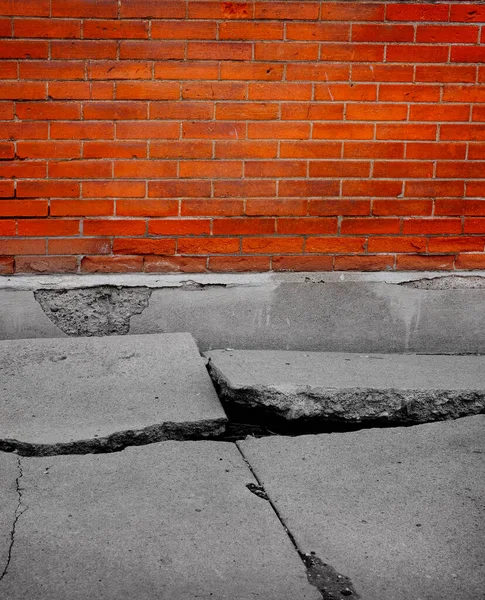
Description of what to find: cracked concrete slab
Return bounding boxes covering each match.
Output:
[0,333,226,455]
[206,350,485,425]
[0,453,19,580]
[238,415,485,600]
[0,442,320,600]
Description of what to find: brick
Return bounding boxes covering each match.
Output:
[50,121,114,139]
[50,200,114,217]
[0,239,45,255]
[209,256,271,272]
[16,256,78,273]
[48,238,111,254]
[152,21,216,40]
[387,45,448,63]
[403,219,462,234]
[281,103,344,121]
[437,162,485,179]
[373,200,433,216]
[451,46,485,63]
[468,182,485,198]
[0,82,45,98]
[309,160,370,178]
[406,142,466,160]
[0,181,14,197]
[343,181,403,197]
[149,180,211,198]
[179,160,242,178]
[455,254,485,269]
[281,142,342,158]
[178,237,240,254]
[405,181,465,197]
[0,161,45,178]
[215,141,278,159]
[341,217,401,234]
[309,200,370,216]
[346,104,407,121]
[428,237,485,253]
[189,2,252,19]
[278,180,340,197]
[0,257,14,274]
[320,44,384,62]
[0,18,10,37]
[51,41,116,60]
[387,3,449,22]
[0,102,14,119]
[0,40,47,58]
[373,161,434,179]
[248,83,312,101]
[151,141,212,159]
[468,144,485,159]
[83,20,149,39]
[16,141,81,159]
[368,237,427,253]
[116,82,180,101]
[121,0,185,18]
[287,22,349,41]
[221,62,284,81]
[119,41,184,60]
[248,122,310,139]
[434,200,481,216]
[117,200,178,217]
[213,218,275,235]
[49,160,112,179]
[16,102,81,121]
[244,160,306,178]
[277,218,337,235]
[0,0,49,16]
[181,199,243,216]
[255,2,319,20]
[213,180,276,197]
[254,42,319,61]
[0,122,48,139]
[47,82,91,100]
[144,256,207,273]
[20,62,84,81]
[183,122,245,140]
[0,200,47,217]
[409,105,470,122]
[148,219,210,235]
[89,62,152,80]
[396,255,455,270]
[443,86,485,103]
[52,0,117,17]
[83,181,145,198]
[116,122,179,140]
[155,61,219,80]
[216,102,278,121]
[220,22,283,40]
[81,256,144,272]
[18,219,80,237]
[113,239,176,255]
[450,4,485,23]
[379,84,441,102]
[315,83,377,101]
[0,142,14,159]
[416,25,479,43]
[150,102,213,120]
[313,123,374,140]
[271,256,334,272]
[84,102,147,120]
[114,160,177,179]
[352,24,414,42]
[344,142,404,159]
[14,18,81,38]
[242,237,303,254]
[286,64,349,82]
[441,124,485,141]
[335,255,395,271]
[320,2,384,21]
[0,61,16,79]
[83,141,146,159]
[17,181,79,198]
[376,124,437,141]
[306,237,366,253]
[352,64,414,83]
[182,82,246,100]
[188,42,252,61]
[246,199,308,216]
[83,219,146,236]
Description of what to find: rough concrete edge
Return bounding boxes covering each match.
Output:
[2,271,485,291]
[0,419,227,457]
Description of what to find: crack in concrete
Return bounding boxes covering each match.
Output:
[0,458,27,582]
[399,276,485,290]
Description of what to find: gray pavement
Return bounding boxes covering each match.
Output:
[207,349,485,424]
[239,415,485,600]
[0,334,226,455]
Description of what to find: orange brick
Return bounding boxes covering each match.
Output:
[344,142,404,159]
[309,160,370,178]
[341,217,400,234]
[148,219,210,235]
[428,237,485,253]
[150,102,213,120]
[51,41,116,60]
[145,256,207,273]
[152,21,216,40]
[17,141,81,159]
[113,239,176,255]
[49,160,112,179]
[16,102,81,120]
[405,181,465,198]
[83,141,146,159]
[181,199,243,216]
[451,46,485,63]
[0,200,47,216]
[47,82,90,100]
[216,102,278,121]
[468,144,485,160]
[117,200,178,217]
[0,239,46,255]
[220,62,284,81]
[255,2,319,20]
[116,122,179,140]
[81,256,144,272]
[387,3,449,21]
[313,123,374,140]
[151,141,212,159]
[314,83,377,101]
[242,237,303,254]
[379,84,441,102]
[89,61,152,80]
[346,104,407,121]
[387,45,448,63]
[368,237,427,253]
[372,200,432,216]
[441,125,485,141]
[119,41,184,60]
[213,180,276,197]
[0,62,16,79]
[443,85,485,103]
[410,105,470,122]
[248,122,310,139]
[183,122,245,140]
[149,180,211,198]
[16,256,78,273]
[287,22,349,41]
[116,82,180,100]
[309,200,370,216]
[0,257,14,274]
[373,161,434,179]
[281,103,344,121]
[244,160,306,177]
[14,18,81,38]
[352,24,413,42]
[246,199,308,216]
[435,200,485,216]
[179,160,242,178]
[437,162,485,179]
[213,218,275,235]
[418,25,480,44]
[178,237,240,254]
[352,64,414,82]
[277,218,337,235]
[83,20,149,39]
[121,0,185,18]
[0,142,14,159]
[450,4,485,23]
[271,255,334,271]
[209,256,271,271]
[281,141,342,159]
[286,63,349,82]
[416,65,476,83]
[376,124,437,141]
[0,102,14,120]
[0,0,49,16]
[455,254,485,269]
[48,238,111,254]
[279,180,340,197]
[215,141,278,159]
[334,255,395,270]
[1,122,48,139]
[17,181,79,198]
[406,142,466,160]
[50,200,113,217]
[52,0,117,17]
[114,160,177,179]
[220,22,283,40]
[0,40,47,58]
[182,82,246,100]
[18,219,80,237]
[0,82,45,99]
[320,44,384,62]
[402,219,462,234]
[343,181,403,197]
[84,102,147,120]
[83,181,145,198]
[0,161,46,179]
[307,237,365,253]
[254,42,318,61]
[51,121,114,140]
[83,219,146,236]
[155,61,219,80]
[0,181,14,197]
[188,42,251,61]
[248,83,312,101]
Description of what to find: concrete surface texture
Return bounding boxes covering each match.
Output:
[206,349,485,424]
[1,272,485,354]
[0,442,320,600]
[238,415,485,600]
[0,333,226,455]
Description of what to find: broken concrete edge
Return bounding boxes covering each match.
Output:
[208,362,485,426]
[0,419,227,457]
[2,271,485,291]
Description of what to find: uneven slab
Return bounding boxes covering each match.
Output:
[206,350,485,425]
[0,442,320,600]
[0,453,19,580]
[0,334,226,455]
[239,415,485,600]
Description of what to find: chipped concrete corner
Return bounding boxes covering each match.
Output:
[34,286,152,336]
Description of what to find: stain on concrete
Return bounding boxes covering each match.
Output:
[303,552,360,600]
[34,286,152,336]
[400,276,485,290]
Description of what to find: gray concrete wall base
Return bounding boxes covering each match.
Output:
[1,272,484,353]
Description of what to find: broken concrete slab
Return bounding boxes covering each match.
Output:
[0,333,226,456]
[206,349,485,425]
[238,415,485,600]
[0,453,19,580]
[0,442,320,600]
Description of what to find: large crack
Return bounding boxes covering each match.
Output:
[0,458,26,582]
[399,275,485,290]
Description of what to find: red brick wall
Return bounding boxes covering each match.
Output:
[1,0,484,274]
